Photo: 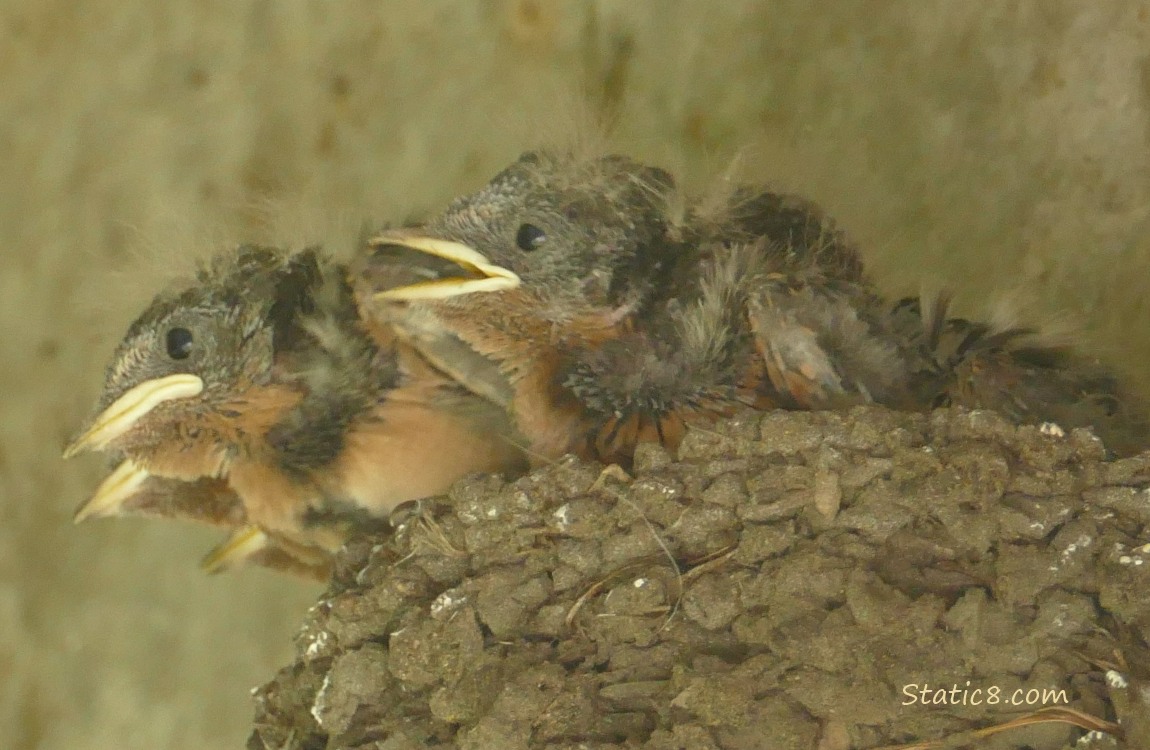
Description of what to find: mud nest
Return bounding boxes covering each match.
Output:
[248,406,1150,749]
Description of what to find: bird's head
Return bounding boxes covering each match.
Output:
[366,151,681,316]
[64,246,324,461]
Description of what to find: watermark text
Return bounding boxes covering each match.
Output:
[901,682,1069,707]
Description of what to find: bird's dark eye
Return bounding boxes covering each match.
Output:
[165,327,194,360]
[515,223,547,252]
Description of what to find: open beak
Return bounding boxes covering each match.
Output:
[368,232,521,301]
[73,460,151,523]
[63,374,204,458]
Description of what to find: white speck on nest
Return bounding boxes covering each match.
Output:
[1118,555,1145,566]
[458,502,484,523]
[1137,543,1150,554]
[552,504,571,530]
[305,630,330,658]
[1029,521,1045,531]
[353,545,387,583]
[1105,669,1127,689]
[431,589,467,616]
[1075,729,1109,746]
[310,673,332,727]
[486,505,500,519]
[1061,534,1093,561]
[632,578,648,588]
[1039,422,1065,438]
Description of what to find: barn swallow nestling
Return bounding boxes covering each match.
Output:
[896,294,1150,456]
[354,149,906,465]
[64,245,528,574]
[354,150,703,464]
[357,148,1149,462]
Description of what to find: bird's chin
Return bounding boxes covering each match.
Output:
[367,233,521,301]
[63,374,204,458]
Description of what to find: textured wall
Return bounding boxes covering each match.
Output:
[3,2,1149,748]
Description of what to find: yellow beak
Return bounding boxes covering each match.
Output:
[73,459,152,523]
[63,374,204,458]
[200,525,334,578]
[200,525,272,574]
[368,232,521,301]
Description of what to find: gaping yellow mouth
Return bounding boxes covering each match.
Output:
[73,459,151,523]
[63,374,204,458]
[368,233,521,301]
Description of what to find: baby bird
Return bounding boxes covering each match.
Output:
[357,149,1149,462]
[65,246,527,574]
[355,149,907,465]
[355,151,692,463]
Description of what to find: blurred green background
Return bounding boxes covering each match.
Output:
[3,2,1149,748]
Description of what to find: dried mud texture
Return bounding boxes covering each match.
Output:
[249,407,1150,750]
